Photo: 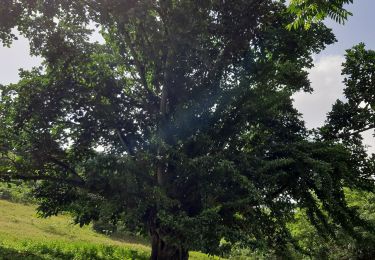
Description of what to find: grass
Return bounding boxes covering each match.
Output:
[0,199,219,259]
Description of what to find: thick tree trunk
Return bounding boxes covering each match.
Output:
[150,231,188,260]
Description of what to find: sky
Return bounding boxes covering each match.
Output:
[0,1,374,153]
[293,0,375,153]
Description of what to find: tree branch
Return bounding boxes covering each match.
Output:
[339,125,375,138]
[119,25,157,101]
[47,156,85,183]
[1,172,85,188]
[116,127,136,156]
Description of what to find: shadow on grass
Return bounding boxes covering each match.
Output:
[108,231,150,247]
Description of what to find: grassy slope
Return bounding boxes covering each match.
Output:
[0,199,218,259]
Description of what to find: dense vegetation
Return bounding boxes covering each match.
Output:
[0,0,374,259]
[0,184,374,259]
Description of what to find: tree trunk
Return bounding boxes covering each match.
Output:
[150,231,188,260]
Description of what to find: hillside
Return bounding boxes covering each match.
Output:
[0,200,217,259]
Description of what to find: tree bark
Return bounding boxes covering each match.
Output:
[150,230,189,260]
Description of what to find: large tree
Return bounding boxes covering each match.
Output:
[0,0,373,259]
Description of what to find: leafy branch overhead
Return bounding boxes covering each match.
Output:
[287,0,354,29]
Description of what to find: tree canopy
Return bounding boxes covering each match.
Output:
[0,0,373,259]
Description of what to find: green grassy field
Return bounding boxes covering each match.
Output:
[0,199,219,259]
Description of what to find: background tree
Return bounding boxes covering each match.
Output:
[287,189,375,259]
[230,44,375,259]
[275,43,375,260]
[322,44,374,147]
[0,1,373,259]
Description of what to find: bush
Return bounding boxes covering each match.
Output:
[0,182,36,204]
[0,240,149,260]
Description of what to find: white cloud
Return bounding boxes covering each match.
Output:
[0,36,42,85]
[0,25,103,86]
[293,55,374,154]
[293,55,345,129]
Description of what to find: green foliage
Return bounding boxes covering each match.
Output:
[287,0,354,30]
[322,44,375,150]
[226,188,375,259]
[287,189,375,259]
[0,181,35,204]
[0,240,149,260]
[0,0,373,258]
